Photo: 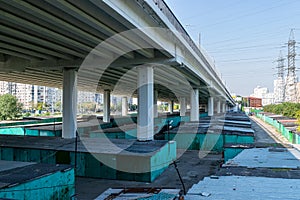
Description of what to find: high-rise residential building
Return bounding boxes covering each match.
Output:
[0,81,33,109]
[0,81,105,112]
[274,78,285,103]
[252,86,268,98]
[78,90,97,104]
[250,86,274,106]
[0,82,62,111]
[296,82,300,103]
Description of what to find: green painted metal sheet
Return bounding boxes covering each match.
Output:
[224,147,244,162]
[70,152,85,177]
[85,153,116,179]
[167,132,225,152]
[200,112,208,118]
[25,129,39,136]
[125,129,137,139]
[0,127,24,135]
[1,147,14,161]
[0,117,62,128]
[0,168,74,199]
[201,133,223,152]
[40,150,56,164]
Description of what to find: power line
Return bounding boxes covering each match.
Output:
[274,51,285,103]
[180,0,244,22]
[284,29,297,102]
[195,12,300,46]
[208,45,282,55]
[217,57,273,63]
[192,0,299,30]
[203,30,291,49]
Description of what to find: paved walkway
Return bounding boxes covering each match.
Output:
[250,116,293,148]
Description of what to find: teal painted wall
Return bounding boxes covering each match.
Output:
[224,147,244,162]
[0,168,75,200]
[166,132,253,152]
[0,143,176,182]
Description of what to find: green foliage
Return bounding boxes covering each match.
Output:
[23,112,31,117]
[265,102,300,133]
[78,102,96,113]
[174,104,179,110]
[111,102,122,112]
[35,102,48,111]
[53,112,62,116]
[0,94,22,120]
[296,110,300,132]
[158,104,168,112]
[44,112,51,116]
[55,101,62,112]
[263,102,300,118]
[129,104,137,111]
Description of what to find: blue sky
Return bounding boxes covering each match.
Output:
[164,0,300,96]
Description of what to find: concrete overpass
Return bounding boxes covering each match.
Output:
[0,0,235,139]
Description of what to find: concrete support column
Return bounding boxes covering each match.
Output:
[154,90,158,118]
[137,66,154,141]
[222,103,226,113]
[217,100,221,114]
[168,100,174,114]
[208,97,214,117]
[62,68,77,139]
[103,90,111,123]
[179,97,186,117]
[121,96,128,116]
[190,89,199,121]
[204,104,208,112]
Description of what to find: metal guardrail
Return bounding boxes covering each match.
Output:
[152,0,224,86]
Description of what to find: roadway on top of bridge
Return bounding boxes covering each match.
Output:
[0,0,234,105]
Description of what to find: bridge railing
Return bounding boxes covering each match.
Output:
[152,0,224,86]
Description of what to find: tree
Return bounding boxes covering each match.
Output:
[296,110,300,132]
[263,102,300,118]
[78,102,96,113]
[55,101,62,112]
[0,94,22,120]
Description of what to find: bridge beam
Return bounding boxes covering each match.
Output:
[103,90,111,123]
[190,89,199,121]
[62,68,77,139]
[137,65,154,141]
[208,97,214,117]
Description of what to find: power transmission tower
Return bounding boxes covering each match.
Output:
[284,29,297,102]
[274,51,285,103]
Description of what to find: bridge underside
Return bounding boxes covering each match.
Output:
[0,0,236,188]
[0,0,234,139]
[0,0,226,100]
